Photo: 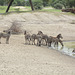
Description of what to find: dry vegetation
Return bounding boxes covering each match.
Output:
[9,21,22,34]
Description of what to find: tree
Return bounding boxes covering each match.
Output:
[6,0,34,12]
[6,0,14,12]
[29,0,34,11]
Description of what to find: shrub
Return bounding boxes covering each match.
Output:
[54,3,63,9]
[13,0,25,6]
[25,1,30,6]
[0,0,5,5]
[33,0,43,10]
[9,21,22,34]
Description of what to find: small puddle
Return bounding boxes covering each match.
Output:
[49,41,75,57]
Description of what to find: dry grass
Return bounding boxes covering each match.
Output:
[9,21,22,34]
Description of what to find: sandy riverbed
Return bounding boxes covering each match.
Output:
[0,12,75,75]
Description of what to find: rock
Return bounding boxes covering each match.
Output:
[72,49,75,53]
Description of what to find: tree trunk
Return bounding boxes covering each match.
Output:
[6,0,34,12]
[6,0,14,13]
[29,0,34,11]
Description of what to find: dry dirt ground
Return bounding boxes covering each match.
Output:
[0,12,75,75]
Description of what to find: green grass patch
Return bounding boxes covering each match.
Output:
[0,6,7,13]
[0,6,32,13]
[0,6,61,13]
[64,42,75,48]
[40,8,61,12]
[0,6,75,17]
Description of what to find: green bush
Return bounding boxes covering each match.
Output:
[33,0,43,10]
[54,3,63,9]
[13,0,25,6]
[25,1,30,6]
[0,0,5,5]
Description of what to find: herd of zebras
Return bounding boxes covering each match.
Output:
[0,30,64,47]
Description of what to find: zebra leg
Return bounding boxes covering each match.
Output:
[49,41,52,47]
[57,42,58,47]
[28,38,30,45]
[0,37,1,44]
[42,39,44,45]
[37,40,38,46]
[29,38,31,45]
[61,42,64,47]
[59,40,64,47]
[54,42,56,47]
[34,39,36,45]
[32,39,33,45]
[45,39,47,46]
[6,37,10,44]
[48,42,50,47]
[25,37,26,44]
[25,39,27,44]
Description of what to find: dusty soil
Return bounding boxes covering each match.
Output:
[0,12,75,75]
